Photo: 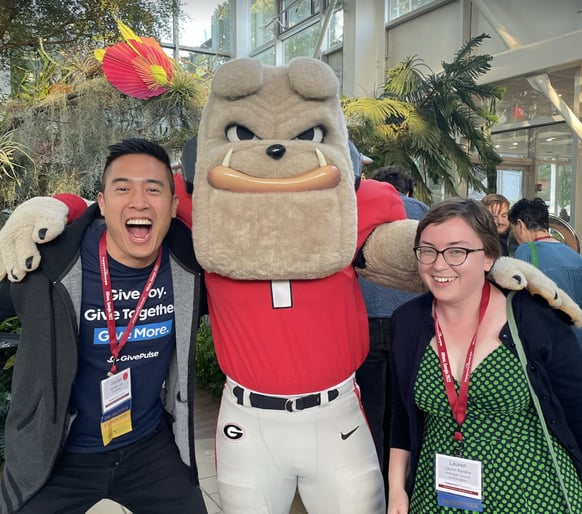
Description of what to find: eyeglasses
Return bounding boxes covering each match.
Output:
[413,246,485,266]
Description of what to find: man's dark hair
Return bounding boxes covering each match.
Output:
[370,165,414,196]
[101,138,174,194]
[508,197,549,231]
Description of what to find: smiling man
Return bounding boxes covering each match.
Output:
[0,139,208,514]
[481,193,511,256]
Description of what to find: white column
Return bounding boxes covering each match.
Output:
[342,0,386,97]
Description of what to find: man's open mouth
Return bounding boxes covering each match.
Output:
[126,218,152,240]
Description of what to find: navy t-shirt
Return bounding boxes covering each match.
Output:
[65,223,175,452]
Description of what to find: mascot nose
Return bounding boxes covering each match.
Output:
[266,144,286,160]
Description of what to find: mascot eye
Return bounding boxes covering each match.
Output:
[225,124,259,142]
[294,126,326,143]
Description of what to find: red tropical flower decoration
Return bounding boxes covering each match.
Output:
[95,20,175,99]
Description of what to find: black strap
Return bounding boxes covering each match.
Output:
[233,386,339,411]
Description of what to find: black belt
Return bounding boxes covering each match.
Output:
[232,386,339,412]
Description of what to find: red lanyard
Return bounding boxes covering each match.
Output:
[433,281,490,444]
[99,230,162,375]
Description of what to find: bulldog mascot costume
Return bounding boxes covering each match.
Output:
[1,58,581,514]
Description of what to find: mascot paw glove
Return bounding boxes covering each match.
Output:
[488,256,582,327]
[0,197,69,282]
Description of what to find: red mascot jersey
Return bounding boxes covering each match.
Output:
[186,178,405,394]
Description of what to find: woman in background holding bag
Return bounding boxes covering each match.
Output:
[387,198,582,513]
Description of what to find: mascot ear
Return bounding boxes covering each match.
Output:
[181,136,197,194]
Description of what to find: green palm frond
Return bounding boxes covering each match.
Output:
[341,96,413,131]
[384,55,431,104]
[370,33,502,200]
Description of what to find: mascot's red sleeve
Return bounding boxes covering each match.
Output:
[174,174,193,228]
[355,178,405,249]
[53,193,93,223]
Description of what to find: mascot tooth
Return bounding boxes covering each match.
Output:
[207,147,341,193]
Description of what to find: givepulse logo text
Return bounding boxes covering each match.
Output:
[93,320,173,345]
[107,351,160,363]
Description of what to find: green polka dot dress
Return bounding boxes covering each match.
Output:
[410,344,582,513]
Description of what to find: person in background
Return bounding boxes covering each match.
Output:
[0,138,208,514]
[356,164,429,498]
[388,198,582,513]
[509,196,582,345]
[370,166,429,220]
[481,193,511,256]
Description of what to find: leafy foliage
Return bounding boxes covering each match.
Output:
[195,318,225,398]
[0,0,174,67]
[0,44,209,210]
[344,33,505,203]
[0,129,33,182]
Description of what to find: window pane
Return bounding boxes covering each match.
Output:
[283,24,320,63]
[536,124,573,217]
[177,50,228,75]
[494,69,575,126]
[282,0,319,31]
[254,46,277,65]
[388,0,438,22]
[327,0,344,47]
[180,1,231,54]
[288,1,311,28]
[326,49,343,90]
[251,0,277,50]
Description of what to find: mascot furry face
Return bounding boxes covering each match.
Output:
[192,57,357,280]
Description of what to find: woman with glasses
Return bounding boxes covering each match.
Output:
[387,198,582,514]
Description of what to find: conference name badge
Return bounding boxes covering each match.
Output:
[100,368,133,446]
[435,453,483,512]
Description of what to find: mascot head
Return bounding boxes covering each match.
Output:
[192,57,357,280]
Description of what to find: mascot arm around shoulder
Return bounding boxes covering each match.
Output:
[0,194,87,282]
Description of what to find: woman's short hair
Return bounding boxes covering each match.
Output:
[415,197,501,260]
